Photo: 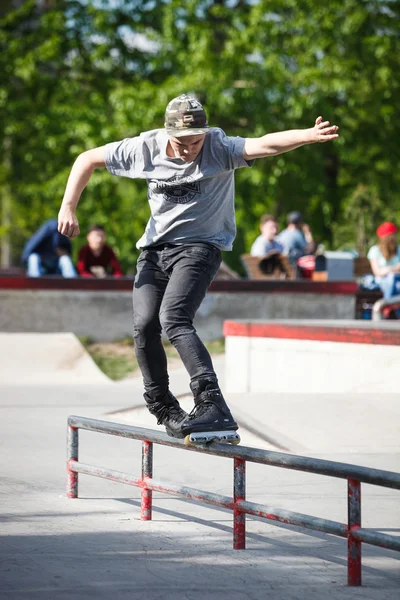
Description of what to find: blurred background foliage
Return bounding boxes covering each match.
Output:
[1,0,399,274]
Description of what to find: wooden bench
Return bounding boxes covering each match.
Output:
[353,257,373,278]
[241,253,295,280]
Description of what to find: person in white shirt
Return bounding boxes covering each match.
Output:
[250,214,284,256]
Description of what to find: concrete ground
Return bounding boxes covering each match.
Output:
[0,334,399,599]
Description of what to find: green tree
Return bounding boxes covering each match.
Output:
[1,0,399,272]
[332,184,386,256]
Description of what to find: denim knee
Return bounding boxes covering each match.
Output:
[380,272,400,298]
[160,310,192,342]
[27,253,42,277]
[133,316,161,348]
[58,255,77,278]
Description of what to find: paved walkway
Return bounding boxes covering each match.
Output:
[0,335,399,599]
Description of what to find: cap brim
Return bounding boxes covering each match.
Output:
[165,127,210,138]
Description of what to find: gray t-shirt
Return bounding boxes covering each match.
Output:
[104,128,253,250]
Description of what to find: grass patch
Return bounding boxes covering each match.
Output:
[79,336,225,381]
[90,353,137,381]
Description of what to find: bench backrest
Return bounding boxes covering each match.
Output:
[354,257,373,277]
[241,254,295,280]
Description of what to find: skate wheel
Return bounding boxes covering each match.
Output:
[184,432,240,447]
[184,435,195,447]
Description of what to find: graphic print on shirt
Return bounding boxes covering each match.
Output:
[148,175,201,204]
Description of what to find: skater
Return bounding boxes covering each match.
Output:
[58,94,339,440]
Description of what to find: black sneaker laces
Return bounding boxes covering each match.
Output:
[155,404,170,425]
[156,403,185,426]
[189,390,221,420]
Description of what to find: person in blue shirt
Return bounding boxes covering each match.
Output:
[250,214,284,256]
[21,219,77,278]
[276,211,315,264]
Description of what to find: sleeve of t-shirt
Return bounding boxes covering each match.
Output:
[296,231,308,251]
[213,129,254,170]
[250,237,266,257]
[226,135,255,169]
[367,245,380,261]
[104,136,145,178]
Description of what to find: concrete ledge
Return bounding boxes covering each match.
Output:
[0,289,356,342]
[225,320,400,394]
[223,319,400,345]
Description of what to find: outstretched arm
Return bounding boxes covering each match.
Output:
[243,116,339,160]
[58,147,106,238]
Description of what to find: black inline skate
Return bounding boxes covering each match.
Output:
[181,380,240,446]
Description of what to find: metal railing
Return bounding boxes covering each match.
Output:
[67,415,400,587]
[372,295,400,320]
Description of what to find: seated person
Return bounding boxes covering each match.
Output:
[367,222,400,307]
[276,211,316,265]
[21,218,77,278]
[77,224,123,278]
[250,214,284,256]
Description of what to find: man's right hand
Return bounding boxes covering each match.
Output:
[58,206,80,238]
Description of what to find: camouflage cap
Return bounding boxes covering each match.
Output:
[165,94,210,137]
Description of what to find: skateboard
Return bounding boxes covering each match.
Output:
[184,430,241,447]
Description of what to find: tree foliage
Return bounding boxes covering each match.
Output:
[1,0,399,272]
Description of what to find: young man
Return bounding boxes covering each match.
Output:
[58,94,339,438]
[250,214,284,257]
[77,224,123,278]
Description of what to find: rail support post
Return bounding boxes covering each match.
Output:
[67,425,79,498]
[233,457,246,549]
[348,478,361,586]
[141,440,153,520]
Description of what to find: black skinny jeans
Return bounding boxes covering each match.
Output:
[132,242,222,399]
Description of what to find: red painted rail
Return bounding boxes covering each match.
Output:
[67,415,400,587]
[372,295,400,321]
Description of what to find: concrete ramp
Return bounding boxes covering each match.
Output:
[0,333,110,385]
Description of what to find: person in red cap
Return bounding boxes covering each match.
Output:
[368,222,400,309]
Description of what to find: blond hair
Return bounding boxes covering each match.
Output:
[379,234,397,262]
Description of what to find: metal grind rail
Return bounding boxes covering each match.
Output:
[67,415,400,587]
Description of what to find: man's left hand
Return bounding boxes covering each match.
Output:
[311,116,339,142]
